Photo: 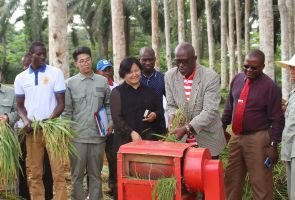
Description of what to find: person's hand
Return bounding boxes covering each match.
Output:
[224,131,231,143]
[23,119,33,134]
[266,146,279,165]
[107,126,113,135]
[142,112,157,122]
[131,131,142,141]
[0,114,8,122]
[171,126,187,140]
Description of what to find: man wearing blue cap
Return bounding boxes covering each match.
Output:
[96,59,118,90]
[96,59,117,196]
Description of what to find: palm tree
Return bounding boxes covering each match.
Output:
[151,0,160,70]
[221,0,228,88]
[258,0,274,79]
[245,0,251,54]
[235,0,242,72]
[177,0,185,43]
[279,0,291,99]
[0,0,20,82]
[164,0,172,69]
[190,0,200,62]
[228,0,235,82]
[205,0,215,70]
[111,0,126,82]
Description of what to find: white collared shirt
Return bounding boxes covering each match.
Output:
[14,64,65,120]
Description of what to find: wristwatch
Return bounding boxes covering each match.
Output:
[270,141,277,147]
[185,125,191,134]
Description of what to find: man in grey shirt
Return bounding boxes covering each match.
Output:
[63,46,113,200]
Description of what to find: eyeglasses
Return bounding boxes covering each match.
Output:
[78,57,91,65]
[174,58,193,66]
[243,65,257,71]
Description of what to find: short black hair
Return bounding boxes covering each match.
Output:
[247,49,265,63]
[72,46,92,61]
[29,41,46,54]
[119,57,142,78]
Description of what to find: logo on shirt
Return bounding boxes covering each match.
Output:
[43,77,49,85]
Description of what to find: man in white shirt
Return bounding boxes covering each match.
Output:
[14,42,67,200]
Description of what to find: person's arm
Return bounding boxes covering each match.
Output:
[2,95,18,126]
[189,74,221,133]
[62,82,73,119]
[267,85,285,145]
[16,96,31,133]
[266,84,285,165]
[103,79,113,134]
[142,90,163,122]
[164,73,178,128]
[110,88,141,141]
[49,93,65,119]
[51,69,66,119]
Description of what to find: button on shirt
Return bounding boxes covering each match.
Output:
[0,84,17,126]
[63,73,113,144]
[14,65,66,120]
[222,73,285,143]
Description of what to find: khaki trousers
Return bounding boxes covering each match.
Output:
[286,158,295,200]
[26,133,67,200]
[225,130,273,200]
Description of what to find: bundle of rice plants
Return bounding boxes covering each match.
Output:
[29,117,78,161]
[0,121,21,190]
[169,108,188,131]
[152,177,177,200]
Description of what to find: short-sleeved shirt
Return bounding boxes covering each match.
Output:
[14,64,66,120]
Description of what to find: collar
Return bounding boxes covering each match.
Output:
[123,81,142,90]
[142,69,157,79]
[183,67,196,80]
[79,72,95,80]
[28,64,47,74]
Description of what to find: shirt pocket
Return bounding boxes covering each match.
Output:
[94,92,105,108]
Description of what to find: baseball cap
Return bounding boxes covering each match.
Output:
[96,59,113,71]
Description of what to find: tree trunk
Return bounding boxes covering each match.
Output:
[48,0,69,78]
[205,0,215,70]
[102,34,109,59]
[235,0,243,72]
[287,0,294,56]
[31,0,42,41]
[111,0,126,83]
[124,15,130,56]
[190,0,200,61]
[228,0,235,82]
[164,0,172,70]
[258,0,275,80]
[245,0,251,54]
[151,0,160,70]
[0,35,7,82]
[279,0,292,99]
[221,0,228,88]
[177,0,185,43]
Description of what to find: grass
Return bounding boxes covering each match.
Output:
[0,121,21,192]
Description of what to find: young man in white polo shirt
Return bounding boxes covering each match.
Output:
[14,42,67,200]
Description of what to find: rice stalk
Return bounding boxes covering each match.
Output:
[0,121,21,191]
[152,177,176,200]
[29,117,78,161]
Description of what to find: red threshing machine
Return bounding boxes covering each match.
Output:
[117,140,225,200]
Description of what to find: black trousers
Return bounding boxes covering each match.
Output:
[19,138,53,200]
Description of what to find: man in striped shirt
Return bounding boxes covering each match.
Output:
[165,42,226,159]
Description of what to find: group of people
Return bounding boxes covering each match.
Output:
[0,40,294,200]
